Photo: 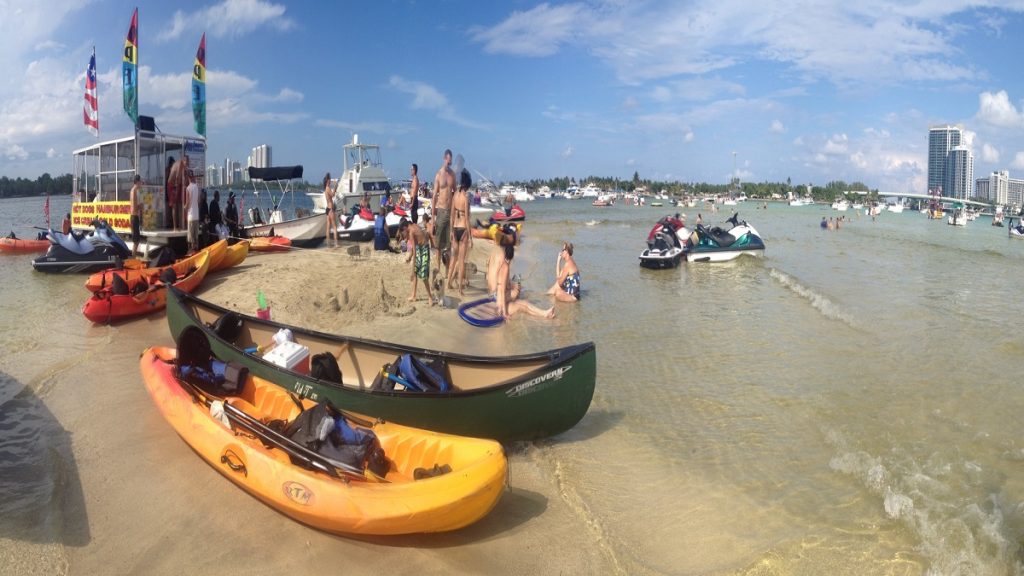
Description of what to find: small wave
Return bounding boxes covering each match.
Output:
[826,429,1019,573]
[769,268,857,328]
[585,219,600,226]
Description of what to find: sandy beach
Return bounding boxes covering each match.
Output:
[1,238,614,576]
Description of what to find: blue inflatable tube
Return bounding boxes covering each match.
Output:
[458,295,504,327]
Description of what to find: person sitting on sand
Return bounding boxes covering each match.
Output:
[547,241,580,302]
[496,243,554,320]
[373,205,397,252]
[398,218,433,305]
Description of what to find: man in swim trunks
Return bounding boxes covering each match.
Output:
[399,218,434,305]
[547,241,581,302]
[431,149,455,282]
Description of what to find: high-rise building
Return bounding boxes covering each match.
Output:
[224,157,232,185]
[928,125,962,194]
[247,144,272,182]
[945,145,973,200]
[977,170,1024,207]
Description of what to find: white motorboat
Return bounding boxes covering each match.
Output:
[831,200,849,211]
[580,183,602,198]
[245,165,327,248]
[888,203,904,214]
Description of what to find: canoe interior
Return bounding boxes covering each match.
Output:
[187,302,550,393]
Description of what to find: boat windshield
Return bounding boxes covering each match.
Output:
[362,181,391,192]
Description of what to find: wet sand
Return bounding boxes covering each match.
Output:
[4,241,611,575]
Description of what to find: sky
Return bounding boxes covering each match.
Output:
[3,0,1024,193]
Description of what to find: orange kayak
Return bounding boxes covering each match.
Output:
[140,345,506,535]
[250,236,291,252]
[82,251,209,323]
[211,240,249,273]
[0,236,50,254]
[84,239,226,293]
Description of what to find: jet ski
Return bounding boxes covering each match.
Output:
[32,220,131,273]
[639,215,688,269]
[685,213,765,263]
[487,204,526,224]
[1009,218,1024,239]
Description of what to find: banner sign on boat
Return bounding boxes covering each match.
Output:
[71,201,132,233]
[506,365,573,398]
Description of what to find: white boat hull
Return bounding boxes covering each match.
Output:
[245,212,327,248]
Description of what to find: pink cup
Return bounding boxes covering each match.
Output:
[256,306,271,320]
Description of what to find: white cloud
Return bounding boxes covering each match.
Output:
[770,119,785,133]
[470,3,587,57]
[477,1,988,88]
[1012,152,1024,170]
[683,129,694,142]
[981,142,999,163]
[621,96,639,110]
[667,77,746,102]
[3,144,29,161]
[314,119,416,135]
[388,75,487,130]
[158,0,296,42]
[822,134,848,155]
[976,90,1024,128]
[561,144,574,159]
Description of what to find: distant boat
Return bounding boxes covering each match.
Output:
[580,183,602,198]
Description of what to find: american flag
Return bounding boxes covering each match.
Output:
[83,50,98,136]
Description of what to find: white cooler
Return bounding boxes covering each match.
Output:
[262,340,310,374]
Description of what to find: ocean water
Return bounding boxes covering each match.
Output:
[3,194,1024,574]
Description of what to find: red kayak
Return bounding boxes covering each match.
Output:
[0,236,50,254]
[82,251,209,323]
[249,236,291,252]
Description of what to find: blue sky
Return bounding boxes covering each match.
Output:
[3,1,1024,193]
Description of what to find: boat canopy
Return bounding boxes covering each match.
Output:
[248,165,303,181]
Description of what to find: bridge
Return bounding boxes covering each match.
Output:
[844,191,990,208]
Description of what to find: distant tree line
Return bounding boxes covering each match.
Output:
[502,174,875,202]
[3,171,877,204]
[0,174,73,198]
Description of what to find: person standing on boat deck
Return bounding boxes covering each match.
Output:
[164,157,176,229]
[399,218,434,305]
[410,164,420,224]
[179,155,192,230]
[208,190,223,238]
[62,213,71,235]
[197,188,209,249]
[224,191,239,239]
[129,174,143,256]
[449,168,473,295]
[431,149,456,282]
[184,171,201,253]
[547,242,581,303]
[323,172,338,246]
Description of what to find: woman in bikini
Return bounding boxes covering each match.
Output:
[448,169,472,295]
[496,244,554,320]
[547,241,581,302]
[323,172,338,246]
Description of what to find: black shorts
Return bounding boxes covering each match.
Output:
[130,214,141,243]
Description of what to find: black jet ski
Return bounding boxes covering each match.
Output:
[639,215,688,269]
[32,220,131,273]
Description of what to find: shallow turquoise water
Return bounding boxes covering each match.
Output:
[3,194,1024,573]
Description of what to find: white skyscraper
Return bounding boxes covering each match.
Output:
[945,145,973,200]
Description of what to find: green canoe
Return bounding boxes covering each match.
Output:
[166,287,597,442]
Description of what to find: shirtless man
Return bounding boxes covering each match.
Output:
[431,149,456,282]
[129,174,143,255]
[409,164,420,224]
[448,169,472,295]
